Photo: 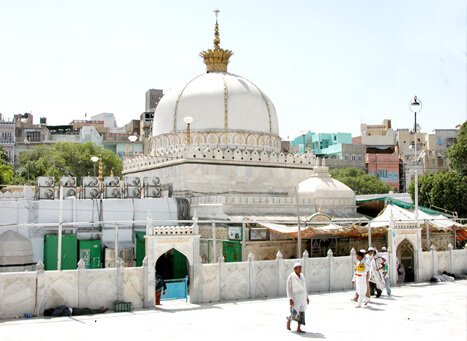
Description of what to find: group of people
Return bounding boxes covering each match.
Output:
[285,246,392,333]
[353,246,391,308]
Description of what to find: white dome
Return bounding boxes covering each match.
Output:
[153,72,279,137]
[297,169,355,200]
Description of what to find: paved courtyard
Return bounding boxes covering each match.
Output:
[1,280,465,341]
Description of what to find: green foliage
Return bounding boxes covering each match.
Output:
[447,121,467,175]
[0,146,9,164]
[409,170,467,217]
[330,168,392,195]
[16,142,122,184]
[0,146,14,186]
[0,163,14,186]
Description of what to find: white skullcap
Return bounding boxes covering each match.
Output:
[368,247,376,252]
[359,249,366,253]
[293,262,302,268]
[381,247,387,251]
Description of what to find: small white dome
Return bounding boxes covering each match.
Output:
[153,72,279,137]
[298,168,355,200]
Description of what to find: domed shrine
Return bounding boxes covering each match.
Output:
[151,16,280,153]
[123,13,357,220]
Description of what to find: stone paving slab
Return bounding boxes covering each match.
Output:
[1,281,465,341]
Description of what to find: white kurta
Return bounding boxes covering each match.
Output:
[354,260,368,306]
[286,272,308,312]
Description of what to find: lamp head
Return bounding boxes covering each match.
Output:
[409,96,422,113]
[90,156,99,163]
[128,135,138,142]
[183,116,194,125]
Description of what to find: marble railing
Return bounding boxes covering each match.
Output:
[123,145,325,172]
[147,225,194,236]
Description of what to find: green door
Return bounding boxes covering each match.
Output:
[223,241,242,262]
[44,234,78,270]
[79,240,101,269]
[173,249,188,279]
[135,231,146,267]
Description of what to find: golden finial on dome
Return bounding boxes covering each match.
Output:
[200,9,233,73]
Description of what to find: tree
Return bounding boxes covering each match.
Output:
[16,142,122,184]
[409,170,467,217]
[330,168,392,195]
[447,121,467,175]
[0,146,14,187]
[0,146,9,164]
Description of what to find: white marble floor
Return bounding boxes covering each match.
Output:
[1,280,465,341]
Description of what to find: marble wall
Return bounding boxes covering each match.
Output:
[1,246,465,318]
[419,245,467,281]
[0,272,36,318]
[0,264,144,319]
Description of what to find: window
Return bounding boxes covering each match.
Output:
[26,131,41,142]
[357,155,363,161]
[351,155,357,161]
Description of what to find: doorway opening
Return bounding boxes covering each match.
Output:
[155,248,190,302]
[396,239,415,283]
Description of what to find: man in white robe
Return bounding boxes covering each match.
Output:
[286,262,309,333]
[354,249,369,308]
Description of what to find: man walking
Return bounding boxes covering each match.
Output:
[354,250,368,308]
[286,262,309,333]
[367,247,384,298]
[379,246,391,296]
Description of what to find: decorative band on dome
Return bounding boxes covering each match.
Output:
[200,10,233,73]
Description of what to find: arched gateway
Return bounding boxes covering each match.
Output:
[387,224,423,284]
[142,218,202,306]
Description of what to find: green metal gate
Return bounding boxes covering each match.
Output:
[222,240,242,262]
[44,234,78,270]
[135,231,146,267]
[78,239,102,269]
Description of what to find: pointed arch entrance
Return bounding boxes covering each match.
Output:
[396,239,415,283]
[143,223,202,307]
[156,248,189,280]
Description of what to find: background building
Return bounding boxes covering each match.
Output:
[0,113,15,163]
[145,89,164,113]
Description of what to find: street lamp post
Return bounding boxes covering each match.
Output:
[91,156,99,177]
[409,96,422,243]
[183,116,194,144]
[128,135,138,157]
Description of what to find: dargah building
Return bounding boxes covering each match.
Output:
[123,14,371,262]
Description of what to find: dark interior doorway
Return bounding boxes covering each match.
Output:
[397,239,415,283]
[156,248,189,280]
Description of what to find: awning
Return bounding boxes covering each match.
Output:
[256,222,361,238]
[456,229,467,242]
[370,204,464,230]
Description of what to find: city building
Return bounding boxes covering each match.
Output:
[145,89,164,113]
[14,113,50,163]
[360,119,397,153]
[290,131,365,169]
[397,127,459,190]
[356,119,400,192]
[0,113,15,163]
[366,151,400,192]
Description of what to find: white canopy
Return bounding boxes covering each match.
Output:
[371,204,463,230]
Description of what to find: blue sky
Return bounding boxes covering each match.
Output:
[0,0,465,138]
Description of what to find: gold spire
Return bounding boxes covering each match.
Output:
[200,9,233,73]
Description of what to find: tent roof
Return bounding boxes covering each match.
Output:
[370,204,463,230]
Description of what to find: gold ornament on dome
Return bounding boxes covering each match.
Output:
[200,9,233,73]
